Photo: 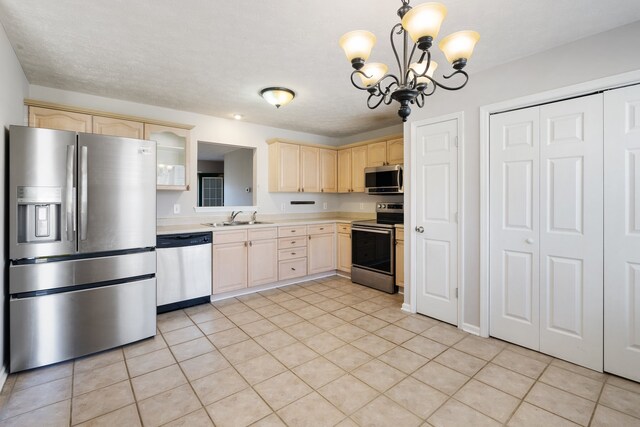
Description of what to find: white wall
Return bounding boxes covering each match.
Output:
[0,23,29,379]
[223,148,253,206]
[404,21,640,329]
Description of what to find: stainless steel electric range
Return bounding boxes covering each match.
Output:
[351,202,404,293]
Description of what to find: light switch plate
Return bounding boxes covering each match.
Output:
[323,202,328,210]
[173,204,180,214]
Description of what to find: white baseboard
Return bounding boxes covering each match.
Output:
[401,303,413,313]
[0,365,7,392]
[461,322,481,336]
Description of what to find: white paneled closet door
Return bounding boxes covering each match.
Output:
[539,95,603,371]
[604,84,640,382]
[490,108,540,349]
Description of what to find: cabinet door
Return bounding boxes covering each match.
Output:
[387,138,404,165]
[338,149,352,193]
[145,124,190,191]
[319,149,337,193]
[212,242,248,294]
[272,142,300,192]
[337,232,352,273]
[29,106,92,133]
[93,116,144,139]
[308,233,336,274]
[248,239,278,287]
[367,141,387,166]
[395,239,404,287]
[300,146,320,193]
[351,146,368,193]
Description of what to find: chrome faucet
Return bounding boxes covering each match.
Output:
[250,211,257,223]
[229,211,242,222]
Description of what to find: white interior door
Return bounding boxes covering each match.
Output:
[604,84,640,381]
[415,118,458,325]
[489,107,541,349]
[539,94,603,371]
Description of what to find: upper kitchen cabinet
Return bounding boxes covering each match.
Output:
[319,149,337,193]
[145,124,191,191]
[28,106,92,133]
[93,116,144,139]
[367,141,387,167]
[351,145,368,192]
[386,138,404,165]
[269,141,300,192]
[300,146,320,193]
[337,149,352,193]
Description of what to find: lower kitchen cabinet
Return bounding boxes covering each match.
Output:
[212,241,248,293]
[308,224,336,275]
[337,224,351,273]
[248,238,279,287]
[395,227,404,288]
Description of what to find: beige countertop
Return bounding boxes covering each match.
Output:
[157,218,361,235]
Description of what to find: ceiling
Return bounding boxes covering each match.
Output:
[198,141,253,162]
[1,1,640,138]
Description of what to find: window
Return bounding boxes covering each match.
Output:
[198,173,223,207]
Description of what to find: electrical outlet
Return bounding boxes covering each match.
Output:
[173,204,180,214]
[323,202,328,210]
[360,203,364,210]
[280,203,286,212]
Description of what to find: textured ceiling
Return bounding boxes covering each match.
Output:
[1,1,640,137]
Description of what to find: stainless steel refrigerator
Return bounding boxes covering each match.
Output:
[9,126,157,372]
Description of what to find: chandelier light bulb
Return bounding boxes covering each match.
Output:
[358,63,388,87]
[410,60,438,85]
[339,30,377,69]
[439,30,480,67]
[401,2,447,49]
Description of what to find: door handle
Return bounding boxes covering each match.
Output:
[80,146,88,241]
[415,226,424,233]
[65,145,75,241]
[525,238,534,244]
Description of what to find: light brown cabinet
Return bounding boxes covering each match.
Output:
[212,241,248,294]
[395,227,404,288]
[367,141,388,167]
[308,224,336,275]
[93,116,144,139]
[320,149,338,193]
[278,226,308,280]
[337,224,352,273]
[338,149,352,193]
[269,142,300,192]
[300,146,320,193]
[386,138,404,164]
[248,230,279,287]
[351,146,368,193]
[145,124,191,191]
[269,140,338,193]
[28,106,92,133]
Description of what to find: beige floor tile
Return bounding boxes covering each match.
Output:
[138,383,202,427]
[318,374,379,415]
[126,348,176,377]
[299,292,329,305]
[309,313,347,330]
[76,403,141,427]
[220,339,267,365]
[242,296,275,310]
[303,331,346,354]
[393,315,440,334]
[1,377,71,420]
[294,305,326,320]
[401,335,448,359]
[600,384,640,419]
[435,348,486,377]
[73,360,129,396]
[184,304,224,324]
[157,311,195,333]
[217,301,252,316]
[454,379,520,423]
[250,413,286,427]
[608,376,640,395]
[207,388,272,427]
[352,395,422,427]
[325,344,373,371]
[191,367,248,405]
[197,317,235,335]
[286,287,315,298]
[374,324,416,345]
[208,327,250,348]
[550,358,608,381]
[332,307,366,322]
[379,346,429,374]
[508,343,554,364]
[591,404,640,427]
[0,399,70,427]
[334,418,359,427]
[254,371,312,410]
[539,365,603,401]
[227,309,265,326]
[235,354,288,385]
[352,359,406,392]
[179,350,231,381]
[422,324,467,346]
[493,349,548,379]
[254,330,297,352]
[254,303,289,318]
[525,382,595,426]
[335,294,364,306]
[508,402,581,427]
[453,335,503,361]
[320,288,346,299]
[351,301,385,315]
[292,357,345,389]
[371,307,407,323]
[71,380,134,425]
[123,335,167,359]
[277,392,345,427]
[163,325,205,346]
[412,362,470,396]
[329,324,369,342]
[283,321,324,340]
[385,376,447,419]
[314,298,346,312]
[170,337,215,362]
[240,319,280,338]
[474,363,535,399]
[428,399,502,427]
[351,314,389,332]
[12,362,73,392]
[269,312,305,328]
[278,298,310,311]
[271,343,319,368]
[74,348,124,374]
[351,334,396,357]
[163,408,213,427]
[131,364,187,401]
[266,291,296,304]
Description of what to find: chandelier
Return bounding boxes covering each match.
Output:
[339,0,479,122]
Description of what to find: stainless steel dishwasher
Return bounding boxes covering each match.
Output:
[156,232,212,313]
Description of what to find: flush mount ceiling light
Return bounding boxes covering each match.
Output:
[339,0,479,122]
[260,87,296,108]
[233,114,243,120]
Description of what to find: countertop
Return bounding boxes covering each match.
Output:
[157,218,360,235]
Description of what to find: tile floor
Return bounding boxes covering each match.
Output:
[1,275,639,426]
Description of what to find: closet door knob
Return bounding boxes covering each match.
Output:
[525,238,534,244]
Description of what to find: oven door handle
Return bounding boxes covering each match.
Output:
[351,227,393,235]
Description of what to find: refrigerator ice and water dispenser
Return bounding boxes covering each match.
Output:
[16,186,62,243]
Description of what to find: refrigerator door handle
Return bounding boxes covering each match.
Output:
[80,146,88,241]
[65,145,75,241]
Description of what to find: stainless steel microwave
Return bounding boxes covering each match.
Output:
[364,164,404,195]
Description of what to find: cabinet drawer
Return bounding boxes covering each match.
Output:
[278,226,307,237]
[278,247,307,261]
[278,237,307,249]
[279,258,307,280]
[308,223,335,235]
[396,228,404,241]
[337,224,351,234]
[211,230,247,244]
[248,227,277,241]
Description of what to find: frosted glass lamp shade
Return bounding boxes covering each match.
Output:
[439,30,480,67]
[339,30,376,69]
[260,87,295,108]
[358,63,388,87]
[410,60,438,85]
[401,3,447,49]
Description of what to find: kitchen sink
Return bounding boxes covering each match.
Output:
[202,221,272,227]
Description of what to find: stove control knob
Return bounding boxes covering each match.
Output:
[377,204,383,209]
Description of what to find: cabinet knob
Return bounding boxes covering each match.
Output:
[291,241,296,244]
[291,267,296,271]
[308,235,311,240]
[321,189,324,192]
[291,252,296,255]
[302,188,305,192]
[249,241,252,246]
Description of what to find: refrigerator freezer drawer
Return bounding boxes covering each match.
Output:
[10,278,156,372]
[9,251,156,294]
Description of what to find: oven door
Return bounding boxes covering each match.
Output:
[351,226,394,275]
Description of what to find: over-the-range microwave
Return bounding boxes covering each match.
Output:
[364,164,404,195]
